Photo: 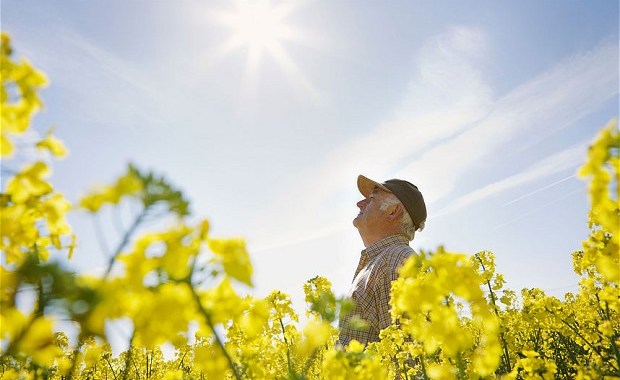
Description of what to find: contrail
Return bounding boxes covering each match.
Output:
[502,173,577,207]
[494,186,582,230]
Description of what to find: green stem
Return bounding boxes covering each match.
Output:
[130,351,141,380]
[456,352,466,380]
[419,356,430,380]
[121,332,136,380]
[302,348,320,377]
[5,314,36,356]
[105,357,118,380]
[35,274,45,318]
[389,354,400,377]
[67,337,86,380]
[103,208,148,279]
[185,253,241,380]
[278,316,295,377]
[32,362,41,380]
[603,302,620,374]
[476,256,512,373]
[188,285,241,380]
[176,351,188,371]
[557,316,619,372]
[146,351,151,379]
[402,355,410,380]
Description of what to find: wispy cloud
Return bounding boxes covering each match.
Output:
[491,186,583,231]
[502,173,576,207]
[396,39,618,204]
[250,29,618,251]
[435,143,586,216]
[11,23,177,130]
[249,26,494,247]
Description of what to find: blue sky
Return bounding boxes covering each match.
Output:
[3,0,619,319]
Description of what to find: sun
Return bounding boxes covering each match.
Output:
[208,0,317,97]
[211,0,299,66]
[228,1,289,54]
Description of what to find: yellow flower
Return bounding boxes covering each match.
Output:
[36,130,68,157]
[118,242,157,290]
[158,225,197,280]
[426,362,457,380]
[199,277,244,324]
[79,167,143,212]
[55,356,72,375]
[302,318,333,351]
[194,343,231,379]
[345,339,365,353]
[115,171,143,195]
[595,254,619,282]
[133,283,195,349]
[236,299,270,339]
[391,248,502,377]
[83,341,103,368]
[1,133,13,157]
[1,308,27,341]
[198,219,210,239]
[79,188,109,212]
[41,192,72,235]
[67,234,77,259]
[6,161,52,203]
[1,33,48,157]
[17,317,62,366]
[163,369,184,380]
[208,238,253,286]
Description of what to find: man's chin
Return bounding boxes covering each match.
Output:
[352,217,361,228]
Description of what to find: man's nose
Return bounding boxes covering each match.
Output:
[357,199,367,208]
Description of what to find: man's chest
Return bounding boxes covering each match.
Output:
[348,259,381,298]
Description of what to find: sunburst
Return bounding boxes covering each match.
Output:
[208,0,317,98]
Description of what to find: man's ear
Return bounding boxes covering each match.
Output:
[386,204,404,222]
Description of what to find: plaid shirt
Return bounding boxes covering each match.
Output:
[338,235,414,347]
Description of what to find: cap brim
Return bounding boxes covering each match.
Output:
[357,175,392,197]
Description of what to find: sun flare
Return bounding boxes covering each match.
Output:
[209,0,317,98]
[231,2,288,53]
[213,0,297,65]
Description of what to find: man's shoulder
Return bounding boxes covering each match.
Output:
[380,242,414,255]
[377,242,415,269]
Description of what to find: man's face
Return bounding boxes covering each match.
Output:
[353,188,390,233]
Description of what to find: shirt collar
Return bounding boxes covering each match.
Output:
[361,234,410,260]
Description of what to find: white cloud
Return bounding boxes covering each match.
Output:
[397,40,618,204]
[249,26,494,247]
[250,31,618,251]
[436,143,586,215]
[12,24,179,130]
[502,174,576,207]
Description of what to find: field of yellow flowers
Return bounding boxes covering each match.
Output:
[1,33,618,380]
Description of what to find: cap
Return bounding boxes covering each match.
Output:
[357,174,427,230]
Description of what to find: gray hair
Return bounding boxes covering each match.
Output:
[379,193,422,241]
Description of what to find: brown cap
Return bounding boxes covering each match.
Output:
[357,175,427,230]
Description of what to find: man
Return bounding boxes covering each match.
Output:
[338,174,427,347]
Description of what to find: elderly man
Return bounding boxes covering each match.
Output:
[338,175,427,347]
